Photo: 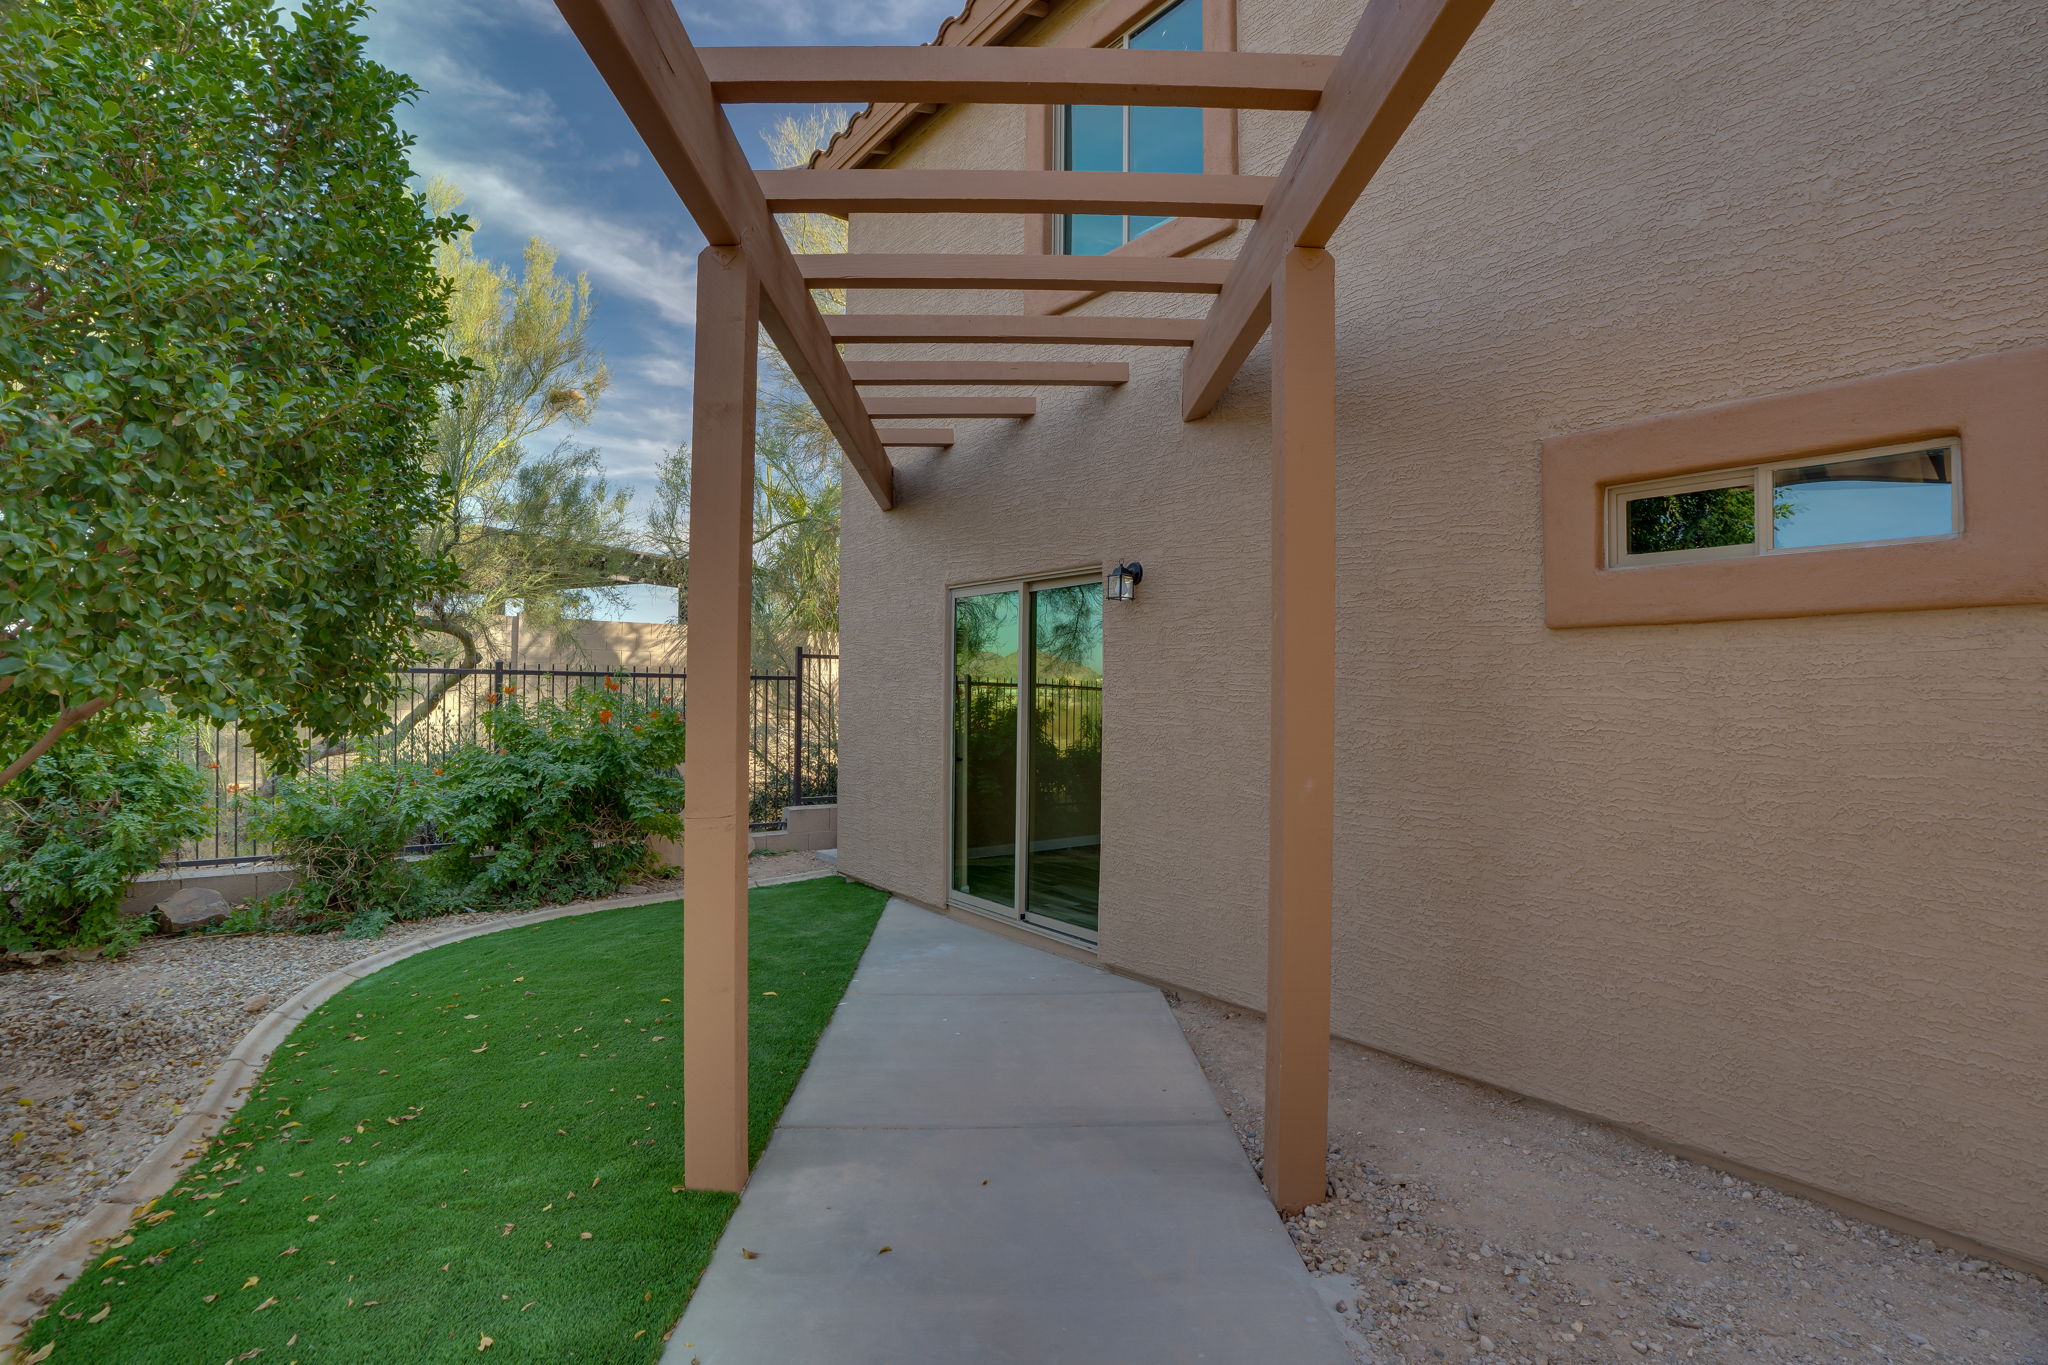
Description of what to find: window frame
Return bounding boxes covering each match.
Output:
[1055,0,1201,256]
[1605,438,1964,569]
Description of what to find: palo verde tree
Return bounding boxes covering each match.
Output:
[325,178,630,761]
[419,176,625,661]
[0,0,463,785]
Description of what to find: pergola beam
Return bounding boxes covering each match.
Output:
[846,361,1132,386]
[864,395,1038,418]
[799,253,1231,294]
[762,169,1272,220]
[701,45,1337,110]
[554,0,895,509]
[1181,0,1497,420]
[829,314,1202,346]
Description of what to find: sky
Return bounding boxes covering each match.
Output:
[353,0,967,620]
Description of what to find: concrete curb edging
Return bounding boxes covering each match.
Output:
[0,886,693,1354]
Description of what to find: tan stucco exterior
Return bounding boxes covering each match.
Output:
[834,0,2048,1266]
[497,616,686,672]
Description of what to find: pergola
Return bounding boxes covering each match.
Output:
[555,0,1495,1214]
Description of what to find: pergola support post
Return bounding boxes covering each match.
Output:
[683,244,759,1193]
[1263,246,1336,1215]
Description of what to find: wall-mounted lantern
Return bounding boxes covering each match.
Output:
[1106,561,1143,603]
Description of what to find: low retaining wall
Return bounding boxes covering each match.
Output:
[128,807,840,918]
[118,863,299,919]
[751,802,837,853]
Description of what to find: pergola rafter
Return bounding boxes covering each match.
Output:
[845,360,1131,385]
[701,44,1337,109]
[863,395,1039,418]
[800,253,1231,294]
[556,0,1496,1213]
[875,427,959,446]
[760,168,1274,218]
[829,313,1202,347]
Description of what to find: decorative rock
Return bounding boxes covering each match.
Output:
[151,888,231,932]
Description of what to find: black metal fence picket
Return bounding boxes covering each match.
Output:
[166,655,840,867]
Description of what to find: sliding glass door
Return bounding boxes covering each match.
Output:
[952,576,1103,941]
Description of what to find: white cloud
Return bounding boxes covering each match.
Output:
[412,150,701,330]
[399,49,565,141]
[629,348,698,393]
[367,0,565,39]
[590,147,645,174]
[676,0,964,41]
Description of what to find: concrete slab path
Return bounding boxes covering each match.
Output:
[665,899,1351,1365]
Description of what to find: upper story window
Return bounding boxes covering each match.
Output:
[1060,0,1203,255]
[1607,440,1961,567]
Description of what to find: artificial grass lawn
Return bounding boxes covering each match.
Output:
[26,877,887,1364]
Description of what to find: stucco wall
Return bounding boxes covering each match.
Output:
[835,0,2048,1265]
[498,617,687,672]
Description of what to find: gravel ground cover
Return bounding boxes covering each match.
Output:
[19,877,884,1363]
[0,854,831,1282]
[1171,997,2048,1365]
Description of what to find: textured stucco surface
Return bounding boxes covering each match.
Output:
[835,0,2048,1265]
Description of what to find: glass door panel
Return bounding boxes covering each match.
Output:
[1025,582,1103,934]
[952,590,1020,907]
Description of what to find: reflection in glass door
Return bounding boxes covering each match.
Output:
[951,589,1019,908]
[951,576,1104,940]
[1025,582,1102,933]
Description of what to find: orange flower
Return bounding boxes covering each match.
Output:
[604,677,621,692]
[597,709,613,724]
[503,684,516,695]
[206,762,220,770]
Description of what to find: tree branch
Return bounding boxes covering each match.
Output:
[257,615,483,794]
[0,698,113,788]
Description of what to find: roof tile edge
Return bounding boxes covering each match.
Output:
[811,0,1059,169]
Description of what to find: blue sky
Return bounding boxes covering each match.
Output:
[354,0,966,619]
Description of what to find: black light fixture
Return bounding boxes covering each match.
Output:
[1106,560,1143,603]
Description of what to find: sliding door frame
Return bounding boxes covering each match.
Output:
[948,567,1104,947]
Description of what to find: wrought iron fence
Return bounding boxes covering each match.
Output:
[167,653,839,867]
[952,678,1103,755]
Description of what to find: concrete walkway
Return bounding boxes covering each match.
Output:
[666,900,1350,1364]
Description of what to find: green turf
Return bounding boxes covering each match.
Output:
[24,877,886,1364]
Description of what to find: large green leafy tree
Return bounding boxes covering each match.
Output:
[0,0,462,786]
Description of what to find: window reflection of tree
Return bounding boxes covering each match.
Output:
[953,592,1017,676]
[1626,487,1756,555]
